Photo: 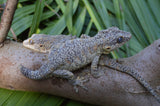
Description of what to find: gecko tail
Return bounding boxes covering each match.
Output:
[20,64,49,80]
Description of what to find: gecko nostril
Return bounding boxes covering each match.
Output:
[40,44,43,47]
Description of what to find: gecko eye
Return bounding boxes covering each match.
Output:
[117,36,123,43]
[105,46,111,50]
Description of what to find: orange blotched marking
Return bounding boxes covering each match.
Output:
[93,44,98,51]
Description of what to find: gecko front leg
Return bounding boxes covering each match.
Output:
[91,54,102,78]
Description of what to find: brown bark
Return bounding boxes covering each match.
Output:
[0,0,18,43]
[0,39,160,106]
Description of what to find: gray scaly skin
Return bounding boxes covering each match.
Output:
[22,34,90,53]
[22,33,91,91]
[20,27,131,89]
[102,58,160,103]
[23,34,77,53]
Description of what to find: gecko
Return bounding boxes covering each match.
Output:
[20,27,131,90]
[21,30,160,103]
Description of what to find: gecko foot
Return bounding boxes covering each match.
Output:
[91,68,102,78]
[69,76,89,93]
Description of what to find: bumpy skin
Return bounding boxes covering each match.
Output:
[103,59,160,103]
[20,27,131,80]
[23,34,77,53]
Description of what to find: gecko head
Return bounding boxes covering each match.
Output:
[96,27,132,53]
[23,34,51,53]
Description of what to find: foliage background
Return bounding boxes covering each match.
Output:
[0,0,160,105]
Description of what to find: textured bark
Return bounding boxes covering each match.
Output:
[0,0,18,43]
[0,40,160,106]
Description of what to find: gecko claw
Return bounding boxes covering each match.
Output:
[69,76,89,93]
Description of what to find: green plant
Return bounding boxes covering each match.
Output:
[0,0,160,105]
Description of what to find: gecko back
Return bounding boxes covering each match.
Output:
[21,27,131,80]
[23,34,77,53]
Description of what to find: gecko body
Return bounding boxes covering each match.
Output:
[20,27,131,89]
[21,29,160,103]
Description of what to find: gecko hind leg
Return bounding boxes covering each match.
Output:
[51,69,88,92]
[51,69,74,79]
[69,76,89,93]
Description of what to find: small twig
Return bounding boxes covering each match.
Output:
[0,0,18,43]
[10,27,17,41]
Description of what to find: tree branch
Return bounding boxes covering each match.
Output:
[0,0,18,43]
[0,39,160,105]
